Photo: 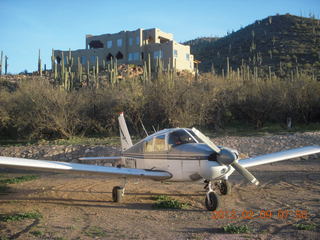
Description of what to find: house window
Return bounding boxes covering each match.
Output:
[186,53,190,61]
[81,56,86,65]
[116,51,123,59]
[106,53,113,61]
[64,55,68,65]
[89,40,104,49]
[136,36,140,45]
[117,38,122,47]
[174,50,178,58]
[107,40,112,48]
[154,50,163,59]
[90,56,96,64]
[129,37,133,46]
[134,52,140,60]
[128,52,140,61]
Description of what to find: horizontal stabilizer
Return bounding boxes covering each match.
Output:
[240,146,320,168]
[0,157,172,181]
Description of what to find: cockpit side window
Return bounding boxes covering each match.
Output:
[144,135,166,153]
[154,135,166,152]
[144,138,154,152]
[168,129,196,148]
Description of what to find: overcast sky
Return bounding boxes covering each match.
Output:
[1,0,319,73]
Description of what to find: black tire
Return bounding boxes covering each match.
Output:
[205,192,220,211]
[220,180,231,195]
[112,186,123,202]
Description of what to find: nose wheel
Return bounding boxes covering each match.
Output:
[204,181,220,211]
[218,179,231,195]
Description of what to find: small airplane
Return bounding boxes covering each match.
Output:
[0,113,320,211]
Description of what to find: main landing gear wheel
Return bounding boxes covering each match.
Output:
[219,180,231,195]
[204,180,220,211]
[112,186,124,202]
[205,192,220,211]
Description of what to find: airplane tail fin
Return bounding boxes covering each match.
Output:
[118,112,133,151]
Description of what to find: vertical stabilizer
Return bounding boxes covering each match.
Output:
[118,112,133,151]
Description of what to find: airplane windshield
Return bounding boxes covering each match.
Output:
[187,130,204,143]
[168,130,196,147]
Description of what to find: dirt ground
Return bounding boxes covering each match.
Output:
[0,138,320,239]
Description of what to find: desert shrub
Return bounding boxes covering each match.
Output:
[270,75,320,125]
[294,223,316,231]
[0,79,118,139]
[231,78,283,128]
[223,224,251,234]
[1,80,86,138]
[0,212,42,222]
[0,72,319,141]
[152,195,190,209]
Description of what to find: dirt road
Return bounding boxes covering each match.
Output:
[0,132,319,239]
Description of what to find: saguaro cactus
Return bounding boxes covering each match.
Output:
[147,53,151,80]
[226,57,230,78]
[4,55,8,75]
[95,56,99,76]
[77,56,82,87]
[0,51,3,75]
[51,49,55,67]
[61,52,65,82]
[51,49,58,79]
[102,59,106,70]
[38,49,42,76]
[68,48,72,67]
[143,61,148,83]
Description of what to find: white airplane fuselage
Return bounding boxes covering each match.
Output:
[123,142,235,181]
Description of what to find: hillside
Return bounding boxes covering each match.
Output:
[184,37,219,56]
[188,14,320,77]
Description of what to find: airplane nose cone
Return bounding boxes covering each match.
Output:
[200,159,232,180]
[217,148,237,165]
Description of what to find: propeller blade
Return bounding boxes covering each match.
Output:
[192,128,221,153]
[191,128,259,185]
[231,161,259,185]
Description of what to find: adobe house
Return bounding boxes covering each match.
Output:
[53,28,194,72]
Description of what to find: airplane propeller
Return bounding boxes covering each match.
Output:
[192,128,259,185]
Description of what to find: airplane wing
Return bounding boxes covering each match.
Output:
[78,156,122,161]
[0,157,172,181]
[239,146,320,168]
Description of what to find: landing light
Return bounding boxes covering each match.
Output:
[221,168,227,174]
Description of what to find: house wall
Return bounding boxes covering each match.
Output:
[53,28,194,72]
[173,42,194,71]
[143,41,173,70]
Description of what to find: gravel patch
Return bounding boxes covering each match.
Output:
[1,131,319,160]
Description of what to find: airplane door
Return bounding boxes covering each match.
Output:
[167,133,183,180]
[167,130,201,181]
